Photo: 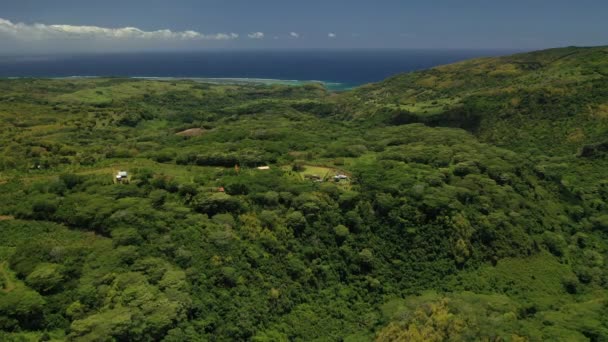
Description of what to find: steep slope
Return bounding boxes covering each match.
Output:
[338,46,608,155]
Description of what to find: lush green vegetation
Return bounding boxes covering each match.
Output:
[1,47,608,341]
[340,46,608,156]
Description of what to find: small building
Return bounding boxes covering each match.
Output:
[116,171,128,182]
[334,174,348,181]
[257,166,271,170]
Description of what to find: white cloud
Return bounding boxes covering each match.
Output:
[247,32,264,39]
[328,32,336,38]
[0,18,238,42]
[290,32,300,39]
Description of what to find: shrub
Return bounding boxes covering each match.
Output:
[25,263,64,293]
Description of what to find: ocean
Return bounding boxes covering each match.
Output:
[0,49,519,89]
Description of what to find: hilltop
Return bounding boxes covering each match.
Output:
[0,47,607,341]
[338,46,608,155]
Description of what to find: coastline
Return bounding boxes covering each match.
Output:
[1,75,355,91]
[132,76,354,90]
[0,49,511,90]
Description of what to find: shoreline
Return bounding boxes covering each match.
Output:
[1,75,356,90]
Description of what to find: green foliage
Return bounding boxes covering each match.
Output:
[24,263,64,293]
[1,47,608,340]
[378,292,523,341]
[341,46,608,156]
[0,287,45,329]
[191,192,246,216]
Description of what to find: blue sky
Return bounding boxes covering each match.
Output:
[0,0,606,53]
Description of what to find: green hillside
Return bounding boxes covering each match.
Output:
[339,46,608,155]
[1,47,608,341]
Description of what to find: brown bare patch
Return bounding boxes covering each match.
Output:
[567,128,586,144]
[0,215,14,221]
[176,128,205,137]
[592,104,608,120]
[416,76,438,88]
[488,63,521,77]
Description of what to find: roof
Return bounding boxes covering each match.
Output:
[257,166,270,170]
[118,171,128,177]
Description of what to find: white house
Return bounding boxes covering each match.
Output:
[116,171,128,181]
[334,174,348,181]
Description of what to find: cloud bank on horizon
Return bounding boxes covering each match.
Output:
[0,17,348,53]
[247,32,264,39]
[0,17,245,53]
[0,18,238,41]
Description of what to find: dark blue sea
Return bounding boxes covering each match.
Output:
[0,49,519,89]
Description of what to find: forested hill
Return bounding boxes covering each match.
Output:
[0,47,608,341]
[338,46,608,155]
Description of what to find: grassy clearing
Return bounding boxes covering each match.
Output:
[283,163,352,189]
[395,97,462,115]
[0,262,16,293]
[11,158,225,185]
[53,80,202,104]
[299,165,336,180]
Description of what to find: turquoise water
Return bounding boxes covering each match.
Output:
[132,76,354,90]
